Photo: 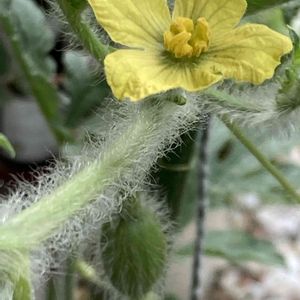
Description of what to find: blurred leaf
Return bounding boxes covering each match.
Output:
[295,47,300,68]
[0,0,72,142]
[288,26,300,50]
[10,0,55,76]
[0,0,10,11]
[245,6,287,33]
[246,0,292,15]
[0,42,10,77]
[177,230,284,266]
[288,29,300,68]
[143,292,161,300]
[69,0,87,10]
[164,295,179,300]
[63,51,110,127]
[208,119,300,205]
[0,133,16,158]
[177,118,300,227]
[155,129,199,220]
[282,2,300,24]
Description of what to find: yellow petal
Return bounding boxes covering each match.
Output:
[88,0,171,49]
[173,0,247,37]
[104,49,222,101]
[205,24,293,84]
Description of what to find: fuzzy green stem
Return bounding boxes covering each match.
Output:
[65,257,75,300]
[46,278,57,300]
[222,116,300,202]
[0,12,71,144]
[13,274,32,300]
[0,128,143,249]
[0,251,33,300]
[56,0,114,62]
[204,89,264,114]
[75,260,102,288]
[0,100,178,250]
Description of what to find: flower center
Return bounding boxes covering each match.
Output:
[164,17,210,58]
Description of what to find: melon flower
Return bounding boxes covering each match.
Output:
[88,0,293,101]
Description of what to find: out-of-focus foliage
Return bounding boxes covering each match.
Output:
[0,0,109,142]
[0,0,65,141]
[10,0,55,76]
[0,133,15,158]
[0,0,299,298]
[246,0,292,15]
[63,51,110,127]
[0,42,10,77]
[178,118,300,228]
[177,230,284,266]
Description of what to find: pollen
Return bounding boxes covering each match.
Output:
[164,17,211,58]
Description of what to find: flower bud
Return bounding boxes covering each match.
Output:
[101,197,167,298]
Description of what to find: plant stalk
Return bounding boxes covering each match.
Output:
[0,100,188,250]
[56,0,114,62]
[222,116,300,202]
[191,115,211,300]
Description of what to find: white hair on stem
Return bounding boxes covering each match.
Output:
[199,80,300,133]
[0,95,204,295]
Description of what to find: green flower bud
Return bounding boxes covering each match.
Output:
[101,197,167,299]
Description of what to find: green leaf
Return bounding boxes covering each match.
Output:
[63,51,110,127]
[209,119,300,204]
[0,133,16,158]
[164,295,179,300]
[10,0,55,76]
[0,42,10,77]
[246,0,292,15]
[69,0,87,11]
[177,230,284,266]
[288,26,299,50]
[176,118,300,227]
[0,0,72,143]
[0,0,10,11]
[155,129,199,221]
[287,28,300,68]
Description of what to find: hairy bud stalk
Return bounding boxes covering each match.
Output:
[0,97,201,252]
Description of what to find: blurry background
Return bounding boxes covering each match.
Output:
[1,0,300,299]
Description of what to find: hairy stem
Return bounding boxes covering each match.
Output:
[56,0,114,62]
[0,118,148,249]
[0,99,192,250]
[191,116,211,300]
[46,278,57,300]
[65,257,75,300]
[204,89,264,114]
[222,116,300,202]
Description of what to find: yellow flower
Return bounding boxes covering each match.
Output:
[88,0,293,101]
